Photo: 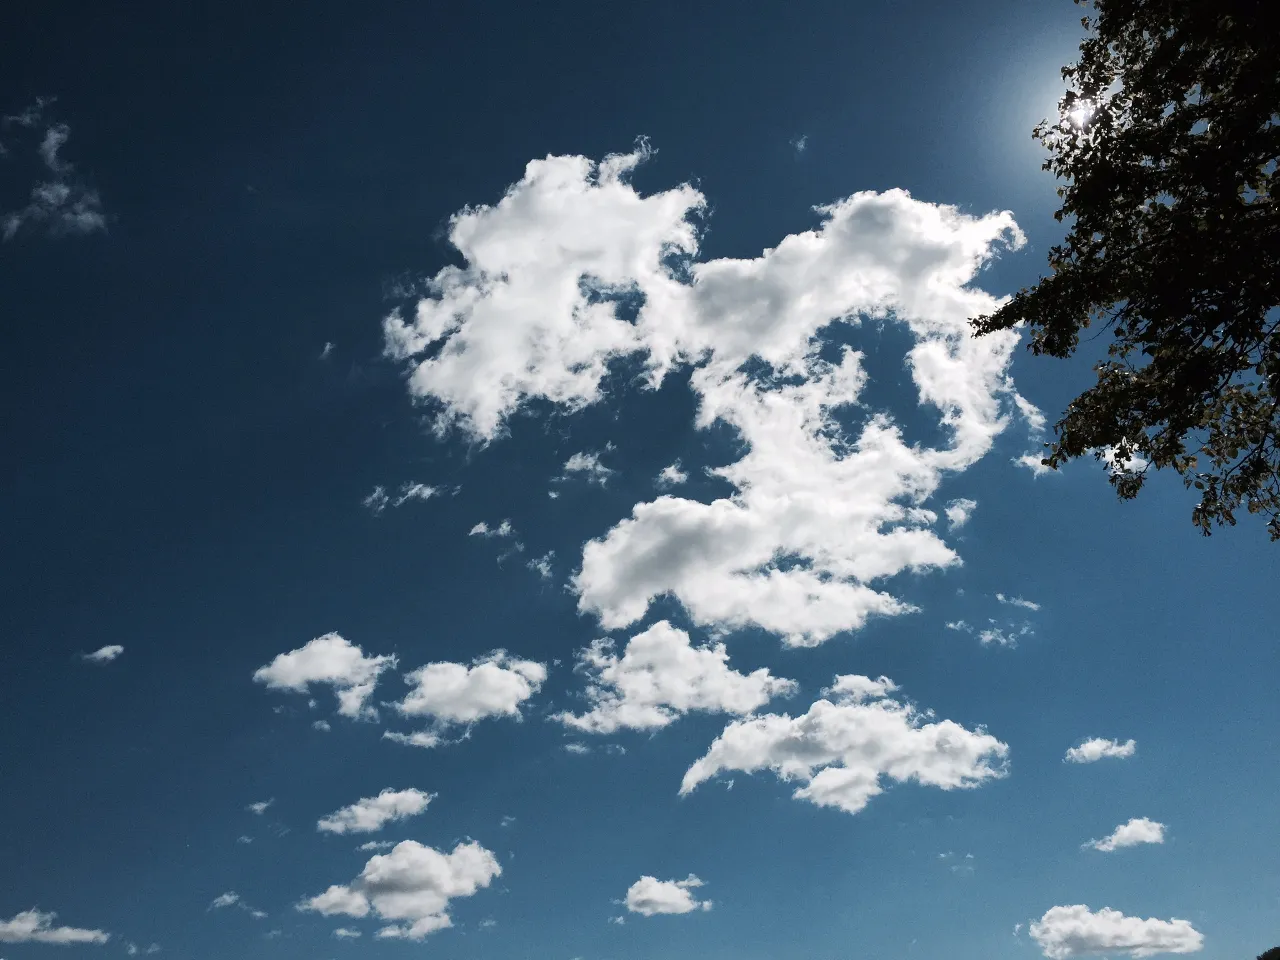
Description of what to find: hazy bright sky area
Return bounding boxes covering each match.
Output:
[2,3,1277,960]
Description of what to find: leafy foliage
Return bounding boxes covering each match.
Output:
[973,0,1279,537]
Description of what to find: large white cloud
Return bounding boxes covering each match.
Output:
[680,675,1008,814]
[1084,817,1166,852]
[1065,738,1137,763]
[253,633,397,719]
[298,840,501,940]
[382,651,546,746]
[623,875,712,916]
[0,909,110,945]
[1029,905,1203,959]
[554,620,796,734]
[385,146,1037,644]
[317,788,434,835]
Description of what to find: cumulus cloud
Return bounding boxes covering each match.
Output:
[253,633,397,719]
[82,644,124,663]
[298,840,501,940]
[1,100,106,241]
[209,893,241,910]
[317,788,434,835]
[1065,738,1136,764]
[944,498,976,530]
[560,449,615,485]
[1029,905,1202,959]
[996,593,1041,611]
[554,620,796,734]
[1084,818,1166,852]
[623,875,712,916]
[383,651,546,746]
[1015,453,1055,477]
[383,145,1037,645]
[680,675,1008,814]
[394,651,545,724]
[0,909,110,945]
[656,462,688,487]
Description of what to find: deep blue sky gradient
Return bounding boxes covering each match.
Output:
[2,3,1277,960]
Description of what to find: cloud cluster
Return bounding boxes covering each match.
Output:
[554,620,796,734]
[1065,738,1136,764]
[0,909,110,945]
[680,675,1008,814]
[317,788,434,835]
[299,840,501,940]
[253,633,397,719]
[384,145,1037,644]
[1084,817,1166,852]
[623,875,712,916]
[1029,905,1202,958]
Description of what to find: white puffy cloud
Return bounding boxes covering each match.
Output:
[554,620,796,734]
[680,675,1008,814]
[209,893,240,910]
[317,789,434,835]
[944,498,977,530]
[1015,453,1055,477]
[253,633,397,719]
[385,146,1038,644]
[1029,905,1202,959]
[656,462,688,487]
[1084,818,1166,852]
[623,875,712,916]
[2,101,106,242]
[1065,738,1137,764]
[561,449,615,485]
[0,909,110,944]
[393,651,546,725]
[246,799,273,815]
[996,593,1041,611]
[82,644,124,663]
[298,840,501,940]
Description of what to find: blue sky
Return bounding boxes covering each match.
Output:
[2,3,1277,960]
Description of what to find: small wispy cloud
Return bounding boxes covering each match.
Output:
[996,593,1041,611]
[469,519,515,538]
[82,644,124,663]
[559,448,615,486]
[790,134,808,155]
[363,482,445,515]
[2,98,106,241]
[246,799,273,816]
[527,551,554,580]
